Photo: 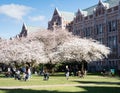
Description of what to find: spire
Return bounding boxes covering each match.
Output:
[55,7,58,12]
[99,0,102,3]
[77,8,80,13]
[97,0,107,8]
[22,23,27,30]
[19,23,28,37]
[77,8,83,15]
[98,0,103,5]
[54,7,61,16]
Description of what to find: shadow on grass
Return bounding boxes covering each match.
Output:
[87,73,101,76]
[76,86,120,93]
[0,86,120,93]
[0,89,60,93]
[72,80,120,85]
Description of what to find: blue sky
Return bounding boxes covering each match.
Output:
[0,0,106,39]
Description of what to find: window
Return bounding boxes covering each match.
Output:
[96,24,103,35]
[84,27,91,37]
[89,15,93,19]
[107,8,112,13]
[108,20,117,32]
[114,6,118,11]
[109,61,111,66]
[96,25,99,34]
[112,20,117,31]
[108,21,112,32]
[99,24,103,34]
[112,61,114,66]
[97,38,103,44]
[76,29,80,35]
[85,16,88,20]
[108,36,117,49]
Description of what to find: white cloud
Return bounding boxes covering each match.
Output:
[0,4,32,20]
[29,15,45,22]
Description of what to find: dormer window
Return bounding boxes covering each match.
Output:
[75,9,84,22]
[107,8,112,13]
[89,15,93,19]
[85,16,88,20]
[94,0,106,16]
[114,6,118,11]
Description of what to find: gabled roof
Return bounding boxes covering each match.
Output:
[76,9,88,16]
[53,8,61,16]
[105,0,119,8]
[59,11,75,21]
[26,26,45,33]
[82,0,120,16]
[53,8,75,22]
[20,23,45,37]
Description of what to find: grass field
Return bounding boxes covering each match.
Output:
[0,73,120,93]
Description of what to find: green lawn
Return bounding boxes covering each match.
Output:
[0,73,120,93]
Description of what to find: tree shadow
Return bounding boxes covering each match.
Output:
[87,73,101,76]
[72,80,120,85]
[76,86,120,93]
[0,89,61,93]
[0,86,120,93]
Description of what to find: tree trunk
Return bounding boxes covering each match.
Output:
[81,61,84,76]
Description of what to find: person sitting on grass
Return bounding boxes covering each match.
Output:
[110,68,115,76]
[101,69,106,76]
[14,69,21,80]
[43,69,49,80]
[22,72,28,81]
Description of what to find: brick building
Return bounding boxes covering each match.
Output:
[48,8,74,30]
[48,0,120,71]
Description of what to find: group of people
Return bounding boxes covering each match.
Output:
[15,66,31,81]
[5,65,83,81]
[101,68,115,76]
[4,66,31,81]
[65,65,85,80]
[43,69,49,80]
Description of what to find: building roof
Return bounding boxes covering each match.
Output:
[82,0,120,16]
[59,11,75,22]
[20,23,45,37]
[55,0,120,19]
[26,26,45,33]
[105,0,119,8]
[54,8,74,22]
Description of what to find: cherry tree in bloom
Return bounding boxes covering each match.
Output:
[27,29,73,64]
[0,37,48,65]
[0,28,110,68]
[0,39,9,63]
[27,28,110,65]
[58,37,110,62]
[56,36,110,74]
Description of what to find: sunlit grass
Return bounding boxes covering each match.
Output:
[0,73,120,86]
[0,73,120,93]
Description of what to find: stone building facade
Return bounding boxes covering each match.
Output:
[48,8,74,30]
[48,0,120,71]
